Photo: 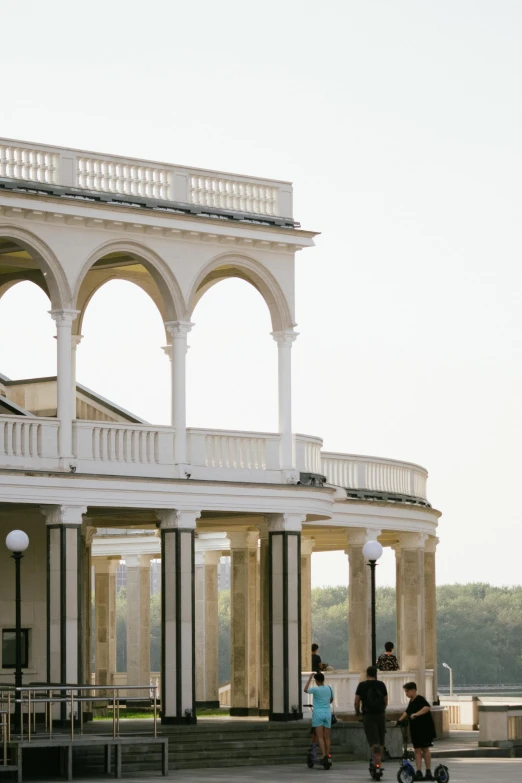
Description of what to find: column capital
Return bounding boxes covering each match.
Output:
[228,530,259,550]
[93,556,120,574]
[49,309,80,327]
[82,522,97,546]
[41,504,87,526]
[125,554,152,568]
[164,320,194,339]
[396,532,428,550]
[301,537,315,556]
[71,334,84,349]
[266,513,305,533]
[345,527,382,550]
[156,509,201,530]
[271,328,299,347]
[424,536,439,554]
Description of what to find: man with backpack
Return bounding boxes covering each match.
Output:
[354,666,388,772]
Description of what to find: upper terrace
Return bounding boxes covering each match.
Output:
[0,137,295,225]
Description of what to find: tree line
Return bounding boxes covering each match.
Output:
[109,583,522,688]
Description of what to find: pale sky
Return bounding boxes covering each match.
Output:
[0,0,521,587]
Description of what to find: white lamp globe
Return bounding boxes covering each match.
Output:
[362,540,383,562]
[6,530,29,553]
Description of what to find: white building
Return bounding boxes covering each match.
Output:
[0,137,440,722]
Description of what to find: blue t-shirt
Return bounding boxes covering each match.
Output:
[308,684,333,714]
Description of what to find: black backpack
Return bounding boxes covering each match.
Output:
[364,682,385,714]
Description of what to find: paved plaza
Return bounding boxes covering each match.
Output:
[68,758,522,783]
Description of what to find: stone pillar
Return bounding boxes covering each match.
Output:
[397,533,427,693]
[165,321,193,470]
[424,537,438,698]
[195,550,221,708]
[93,557,118,689]
[125,554,151,696]
[258,528,270,715]
[157,509,200,724]
[229,531,259,716]
[301,538,314,672]
[346,528,381,676]
[267,513,304,721]
[71,334,83,417]
[82,523,96,686]
[271,329,298,473]
[392,543,403,665]
[50,310,79,462]
[42,504,86,719]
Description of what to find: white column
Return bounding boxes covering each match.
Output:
[229,530,259,716]
[271,329,298,473]
[157,509,200,724]
[397,532,427,694]
[195,550,221,707]
[164,321,193,469]
[71,334,83,418]
[41,504,86,718]
[267,513,305,721]
[93,557,118,689]
[125,554,151,697]
[346,527,381,675]
[301,537,315,672]
[424,537,438,698]
[50,310,79,463]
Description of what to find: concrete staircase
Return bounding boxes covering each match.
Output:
[69,721,356,774]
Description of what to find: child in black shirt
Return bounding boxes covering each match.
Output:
[397,681,437,781]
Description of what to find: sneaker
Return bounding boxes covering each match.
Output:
[414,772,424,782]
[424,772,435,781]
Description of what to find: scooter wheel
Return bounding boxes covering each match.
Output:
[397,768,414,783]
[322,758,330,770]
[434,764,450,782]
[306,759,314,768]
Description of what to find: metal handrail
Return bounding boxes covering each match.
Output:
[0,684,158,743]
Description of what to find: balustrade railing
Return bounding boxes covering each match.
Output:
[321,451,428,500]
[0,415,59,469]
[187,428,281,480]
[0,137,293,217]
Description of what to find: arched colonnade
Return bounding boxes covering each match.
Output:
[0,226,298,473]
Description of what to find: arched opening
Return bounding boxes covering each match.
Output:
[0,281,56,380]
[187,277,277,432]
[78,279,170,424]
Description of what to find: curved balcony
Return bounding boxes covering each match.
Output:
[0,416,428,502]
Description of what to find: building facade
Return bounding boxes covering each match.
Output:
[0,137,441,722]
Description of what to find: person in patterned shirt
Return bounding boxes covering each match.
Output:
[376,641,400,671]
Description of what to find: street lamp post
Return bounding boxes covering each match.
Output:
[442,662,453,697]
[362,539,383,667]
[6,530,29,735]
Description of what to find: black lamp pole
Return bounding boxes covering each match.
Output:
[368,559,377,667]
[11,550,23,735]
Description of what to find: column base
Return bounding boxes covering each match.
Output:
[196,700,221,710]
[161,715,198,725]
[269,711,303,722]
[230,707,260,717]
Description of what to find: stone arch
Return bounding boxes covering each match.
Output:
[188,253,294,332]
[0,225,71,309]
[72,240,185,335]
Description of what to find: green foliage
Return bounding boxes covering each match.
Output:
[310,583,522,686]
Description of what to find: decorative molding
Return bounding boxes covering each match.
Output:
[41,504,87,526]
[156,509,201,530]
[164,321,194,340]
[266,513,305,533]
[49,309,80,327]
[271,329,299,347]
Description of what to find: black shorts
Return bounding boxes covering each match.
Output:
[362,713,386,747]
